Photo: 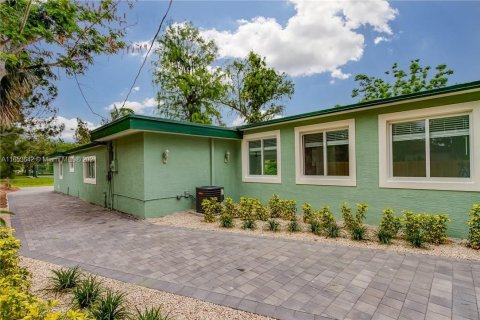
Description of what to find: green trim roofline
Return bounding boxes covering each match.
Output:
[238,80,480,129]
[90,114,242,141]
[47,142,105,158]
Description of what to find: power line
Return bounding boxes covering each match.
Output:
[73,72,107,121]
[121,0,173,109]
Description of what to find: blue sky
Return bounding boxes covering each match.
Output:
[55,0,480,140]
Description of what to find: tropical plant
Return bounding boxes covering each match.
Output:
[219,212,234,228]
[242,219,256,230]
[132,306,173,320]
[341,202,368,240]
[351,59,454,102]
[201,197,222,223]
[0,210,14,227]
[302,203,315,223]
[287,220,301,233]
[378,209,402,238]
[72,275,103,309]
[467,204,480,249]
[403,211,425,247]
[153,22,226,124]
[377,229,393,245]
[220,51,294,124]
[90,289,129,320]
[266,219,280,232]
[309,220,322,236]
[223,197,240,218]
[318,206,339,238]
[48,266,82,291]
[421,214,450,245]
[268,194,282,218]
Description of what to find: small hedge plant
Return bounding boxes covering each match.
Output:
[268,194,297,220]
[467,204,480,249]
[318,206,339,238]
[223,197,241,218]
[239,197,258,230]
[377,209,402,244]
[341,202,368,240]
[202,197,222,223]
[302,203,315,223]
[402,211,450,247]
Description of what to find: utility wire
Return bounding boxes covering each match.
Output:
[121,0,173,109]
[73,72,107,121]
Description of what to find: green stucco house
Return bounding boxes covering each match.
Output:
[51,80,480,237]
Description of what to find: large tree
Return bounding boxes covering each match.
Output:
[221,51,294,124]
[351,59,454,102]
[74,118,90,144]
[0,0,129,129]
[152,22,226,125]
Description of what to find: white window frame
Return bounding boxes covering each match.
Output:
[379,102,480,191]
[242,130,281,184]
[294,119,356,186]
[58,158,63,180]
[68,156,75,173]
[82,155,96,184]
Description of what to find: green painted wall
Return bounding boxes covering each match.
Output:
[239,92,480,238]
[54,146,108,207]
[111,133,146,217]
[142,132,240,218]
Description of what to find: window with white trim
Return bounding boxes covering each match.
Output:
[294,119,356,186]
[58,159,63,179]
[379,102,480,191]
[242,130,281,183]
[68,156,75,173]
[82,156,96,184]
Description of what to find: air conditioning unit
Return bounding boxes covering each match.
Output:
[196,186,224,213]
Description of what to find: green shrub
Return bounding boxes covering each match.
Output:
[287,220,301,232]
[318,206,338,238]
[266,219,280,232]
[223,197,240,218]
[268,194,282,218]
[72,275,102,309]
[91,289,129,320]
[280,199,297,221]
[49,266,82,291]
[377,208,402,244]
[242,219,256,230]
[256,205,271,221]
[422,214,450,245]
[132,306,173,320]
[309,220,322,235]
[467,204,480,249]
[239,197,258,222]
[0,210,14,227]
[403,211,425,247]
[202,197,222,223]
[219,212,234,228]
[377,229,393,245]
[302,203,315,223]
[341,202,368,240]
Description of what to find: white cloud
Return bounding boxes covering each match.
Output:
[132,86,140,92]
[128,40,159,58]
[330,68,351,80]
[54,116,97,141]
[106,97,157,114]
[374,36,390,45]
[202,0,397,77]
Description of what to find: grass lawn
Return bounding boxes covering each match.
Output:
[1,176,54,188]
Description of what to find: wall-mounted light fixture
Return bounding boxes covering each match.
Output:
[162,149,169,164]
[224,151,231,163]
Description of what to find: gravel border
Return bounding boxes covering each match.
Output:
[20,257,272,320]
[148,212,480,262]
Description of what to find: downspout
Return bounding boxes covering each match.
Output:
[210,138,215,185]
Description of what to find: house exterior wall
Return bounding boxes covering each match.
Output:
[142,132,240,218]
[53,145,108,207]
[238,91,480,237]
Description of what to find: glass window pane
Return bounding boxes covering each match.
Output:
[263,138,277,175]
[392,120,426,177]
[248,140,262,175]
[326,130,349,176]
[303,133,324,175]
[430,115,470,177]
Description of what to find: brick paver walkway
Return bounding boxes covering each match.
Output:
[9,188,480,320]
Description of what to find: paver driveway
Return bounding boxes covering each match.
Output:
[9,188,480,320]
